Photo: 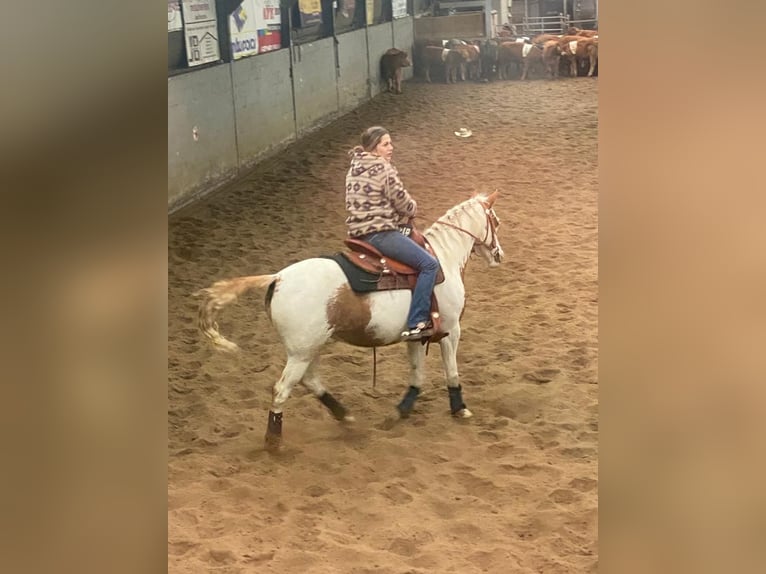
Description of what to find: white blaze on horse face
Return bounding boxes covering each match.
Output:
[477,204,503,266]
[475,242,503,267]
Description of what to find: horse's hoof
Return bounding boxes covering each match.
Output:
[453,408,473,419]
[264,434,282,451]
[377,413,400,430]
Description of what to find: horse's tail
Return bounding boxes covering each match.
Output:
[194,274,278,352]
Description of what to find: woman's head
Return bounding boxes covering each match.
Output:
[360,126,394,162]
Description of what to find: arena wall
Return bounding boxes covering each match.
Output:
[231,49,295,173]
[168,64,239,210]
[337,28,371,114]
[365,23,395,99]
[392,16,415,83]
[168,19,414,212]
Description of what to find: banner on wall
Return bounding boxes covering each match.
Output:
[168,1,183,32]
[366,0,374,25]
[257,0,282,53]
[184,21,220,66]
[298,0,322,27]
[182,0,220,65]
[230,0,259,59]
[392,0,407,19]
[181,0,216,23]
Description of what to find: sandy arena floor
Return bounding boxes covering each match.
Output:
[169,76,598,573]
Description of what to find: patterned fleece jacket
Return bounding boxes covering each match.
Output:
[345,149,417,238]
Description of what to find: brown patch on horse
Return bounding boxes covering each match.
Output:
[326,285,382,347]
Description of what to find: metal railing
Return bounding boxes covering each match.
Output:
[520,14,568,36]
[568,19,598,30]
[496,16,598,40]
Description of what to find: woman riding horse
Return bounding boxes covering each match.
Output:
[345,126,440,341]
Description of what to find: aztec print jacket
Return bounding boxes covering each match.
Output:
[345,149,417,238]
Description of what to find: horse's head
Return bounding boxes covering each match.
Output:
[429,192,505,270]
[472,191,504,267]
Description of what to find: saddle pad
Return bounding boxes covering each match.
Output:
[322,253,411,293]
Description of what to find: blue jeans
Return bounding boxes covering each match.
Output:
[365,230,440,328]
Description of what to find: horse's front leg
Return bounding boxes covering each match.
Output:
[438,327,473,418]
[397,341,427,418]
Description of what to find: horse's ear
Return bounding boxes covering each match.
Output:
[486,190,499,207]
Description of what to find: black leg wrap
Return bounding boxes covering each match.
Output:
[266,410,283,437]
[448,385,467,414]
[397,386,421,418]
[319,392,348,421]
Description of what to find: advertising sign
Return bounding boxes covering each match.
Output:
[181,0,216,24]
[184,20,220,66]
[230,0,259,59]
[168,1,183,32]
[392,0,408,19]
[298,0,322,27]
[182,0,219,66]
[257,0,282,53]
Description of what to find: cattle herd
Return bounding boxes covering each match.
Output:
[381,26,598,92]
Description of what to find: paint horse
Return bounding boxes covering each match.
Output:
[196,192,504,449]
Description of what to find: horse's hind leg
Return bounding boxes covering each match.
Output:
[301,356,355,423]
[265,354,312,449]
[397,342,427,418]
[438,327,472,418]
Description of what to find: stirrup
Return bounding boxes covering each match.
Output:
[401,322,434,341]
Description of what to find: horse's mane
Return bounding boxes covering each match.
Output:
[424,194,487,236]
[424,195,488,271]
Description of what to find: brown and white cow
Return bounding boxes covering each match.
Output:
[420,45,466,83]
[566,26,598,38]
[444,48,467,83]
[380,48,411,94]
[558,36,598,77]
[496,41,547,80]
[451,42,481,81]
[531,33,561,44]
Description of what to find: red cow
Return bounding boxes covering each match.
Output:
[531,33,561,44]
[558,36,598,77]
[566,26,598,38]
[380,48,412,94]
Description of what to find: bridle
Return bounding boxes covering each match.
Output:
[434,199,502,259]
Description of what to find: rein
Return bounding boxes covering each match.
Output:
[433,200,500,252]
